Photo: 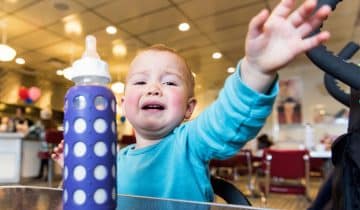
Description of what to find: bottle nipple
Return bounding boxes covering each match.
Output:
[69,35,110,84]
[82,35,100,59]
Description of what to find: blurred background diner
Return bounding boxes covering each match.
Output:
[0,0,358,209]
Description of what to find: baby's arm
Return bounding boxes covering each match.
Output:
[241,0,331,93]
[51,140,64,168]
[184,0,332,161]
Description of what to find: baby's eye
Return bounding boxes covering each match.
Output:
[133,81,146,85]
[163,81,177,86]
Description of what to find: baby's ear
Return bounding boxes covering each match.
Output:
[185,97,197,119]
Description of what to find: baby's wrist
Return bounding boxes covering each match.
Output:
[240,58,277,93]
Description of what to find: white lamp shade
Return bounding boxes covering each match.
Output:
[0,44,16,62]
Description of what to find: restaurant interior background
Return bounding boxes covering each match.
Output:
[0,0,359,145]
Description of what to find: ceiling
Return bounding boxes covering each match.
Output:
[0,0,359,96]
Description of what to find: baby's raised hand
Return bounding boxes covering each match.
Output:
[51,140,64,168]
[242,0,331,92]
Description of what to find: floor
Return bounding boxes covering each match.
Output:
[15,175,325,210]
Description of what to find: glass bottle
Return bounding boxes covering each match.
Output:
[63,35,117,210]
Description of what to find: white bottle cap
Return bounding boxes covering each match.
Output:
[67,35,111,83]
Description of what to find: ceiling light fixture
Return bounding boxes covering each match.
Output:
[212,52,222,59]
[15,57,25,65]
[112,42,127,57]
[0,20,16,62]
[111,81,125,94]
[178,22,190,32]
[56,69,64,76]
[62,67,73,80]
[63,15,82,35]
[227,67,235,73]
[191,72,196,78]
[106,26,117,35]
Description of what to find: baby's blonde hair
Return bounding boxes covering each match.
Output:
[132,44,195,97]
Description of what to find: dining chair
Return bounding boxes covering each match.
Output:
[120,134,136,146]
[45,129,63,187]
[211,175,251,205]
[210,149,253,183]
[310,157,325,178]
[261,149,310,202]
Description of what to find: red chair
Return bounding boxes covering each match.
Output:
[310,157,325,178]
[45,129,63,187]
[120,135,136,145]
[210,149,254,193]
[261,149,310,201]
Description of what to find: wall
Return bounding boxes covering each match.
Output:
[0,68,70,111]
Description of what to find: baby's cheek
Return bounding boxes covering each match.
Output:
[168,90,188,109]
[123,94,138,113]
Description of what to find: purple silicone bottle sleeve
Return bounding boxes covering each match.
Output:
[63,85,117,210]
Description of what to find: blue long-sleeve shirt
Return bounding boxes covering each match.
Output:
[117,61,278,202]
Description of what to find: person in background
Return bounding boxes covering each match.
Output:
[27,108,57,180]
[10,107,33,134]
[52,0,332,202]
[319,133,336,151]
[0,116,10,132]
[257,133,274,150]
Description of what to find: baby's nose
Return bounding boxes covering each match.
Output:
[146,85,161,96]
[147,90,160,96]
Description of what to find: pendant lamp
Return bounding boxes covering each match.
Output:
[0,20,16,62]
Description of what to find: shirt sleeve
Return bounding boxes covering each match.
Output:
[184,60,279,161]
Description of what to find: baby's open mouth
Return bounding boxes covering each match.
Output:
[142,104,165,110]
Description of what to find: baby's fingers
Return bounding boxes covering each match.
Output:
[297,5,332,37]
[300,31,330,52]
[51,153,59,160]
[247,9,269,39]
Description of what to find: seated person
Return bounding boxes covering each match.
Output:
[11,107,33,134]
[257,134,274,150]
[0,116,10,132]
[52,0,332,202]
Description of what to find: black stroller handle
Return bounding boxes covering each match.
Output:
[306,1,360,210]
[306,0,360,90]
[324,42,360,107]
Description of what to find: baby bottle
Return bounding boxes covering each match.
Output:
[63,35,117,210]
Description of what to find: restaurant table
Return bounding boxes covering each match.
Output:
[309,150,333,176]
[309,150,331,159]
[0,186,271,210]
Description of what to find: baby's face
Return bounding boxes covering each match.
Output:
[122,50,195,140]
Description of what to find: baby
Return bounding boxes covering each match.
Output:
[53,0,331,202]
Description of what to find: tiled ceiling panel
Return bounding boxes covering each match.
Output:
[0,0,38,13]
[170,35,211,52]
[91,28,132,47]
[140,26,200,44]
[3,15,37,39]
[120,8,186,35]
[178,0,263,19]
[94,0,170,23]
[20,51,53,66]
[207,25,248,44]
[46,11,111,40]
[194,3,263,33]
[36,40,83,62]
[171,0,192,4]
[75,0,112,8]
[15,1,85,27]
[10,29,64,50]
